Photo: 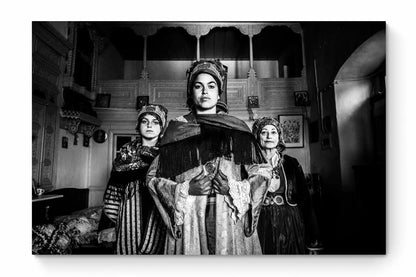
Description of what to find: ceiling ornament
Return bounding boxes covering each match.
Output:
[60,109,101,136]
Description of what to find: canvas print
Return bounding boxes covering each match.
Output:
[278,114,304,148]
[32,21,386,255]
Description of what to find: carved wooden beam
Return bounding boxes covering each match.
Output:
[128,22,302,38]
[130,24,160,37]
[60,109,101,136]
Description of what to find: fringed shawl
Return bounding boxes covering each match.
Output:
[158,113,266,179]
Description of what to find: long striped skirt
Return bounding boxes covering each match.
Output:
[104,181,166,254]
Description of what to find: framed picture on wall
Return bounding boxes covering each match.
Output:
[278,114,304,148]
[294,90,311,106]
[136,96,149,110]
[95,94,111,108]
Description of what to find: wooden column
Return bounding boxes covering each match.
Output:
[300,29,308,82]
[182,25,212,61]
[237,25,264,78]
[196,36,200,61]
[249,35,254,69]
[247,34,256,78]
[131,24,159,97]
[141,35,149,79]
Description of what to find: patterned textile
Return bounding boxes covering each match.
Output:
[32,207,103,254]
[256,153,318,254]
[147,115,272,255]
[32,224,72,254]
[103,139,166,255]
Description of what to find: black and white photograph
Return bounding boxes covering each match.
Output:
[0,0,409,273]
[31,20,387,256]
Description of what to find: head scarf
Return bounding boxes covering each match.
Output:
[186,59,228,109]
[252,116,286,153]
[136,104,168,132]
[216,100,229,114]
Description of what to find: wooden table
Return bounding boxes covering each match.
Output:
[32,194,63,203]
[32,194,64,225]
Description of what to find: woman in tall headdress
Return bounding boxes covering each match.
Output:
[252,117,320,254]
[102,104,168,254]
[146,59,272,255]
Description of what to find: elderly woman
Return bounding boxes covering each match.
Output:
[252,117,320,254]
[146,59,272,255]
[102,104,168,254]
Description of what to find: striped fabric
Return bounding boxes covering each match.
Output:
[114,182,141,254]
[140,207,167,254]
[103,140,166,255]
[104,180,166,255]
[103,184,123,222]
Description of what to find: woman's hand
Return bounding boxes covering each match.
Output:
[188,169,213,195]
[212,169,230,195]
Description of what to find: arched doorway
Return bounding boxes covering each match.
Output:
[334,29,386,253]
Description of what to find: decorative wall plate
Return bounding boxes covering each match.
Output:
[93,129,107,143]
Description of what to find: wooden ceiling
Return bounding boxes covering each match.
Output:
[92,22,302,61]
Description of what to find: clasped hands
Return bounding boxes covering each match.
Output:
[188,169,230,196]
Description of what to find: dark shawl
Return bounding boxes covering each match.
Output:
[158,113,266,178]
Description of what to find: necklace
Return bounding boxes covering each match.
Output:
[272,166,280,179]
[268,152,282,179]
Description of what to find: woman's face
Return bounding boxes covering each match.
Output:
[192,73,220,113]
[139,114,162,140]
[259,125,280,149]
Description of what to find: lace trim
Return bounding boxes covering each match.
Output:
[223,195,237,222]
[174,180,189,226]
[228,179,251,222]
[253,165,273,181]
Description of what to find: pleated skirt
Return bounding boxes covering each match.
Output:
[257,204,306,254]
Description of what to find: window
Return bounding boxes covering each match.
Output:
[113,134,139,160]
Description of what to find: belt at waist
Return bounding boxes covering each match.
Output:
[263,194,286,206]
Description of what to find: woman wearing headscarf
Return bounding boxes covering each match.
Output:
[252,117,320,254]
[102,104,168,254]
[146,59,272,255]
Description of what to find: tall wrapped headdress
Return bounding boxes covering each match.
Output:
[186,59,228,109]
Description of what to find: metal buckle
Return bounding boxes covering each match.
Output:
[263,197,271,206]
[263,195,285,206]
[272,195,284,206]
